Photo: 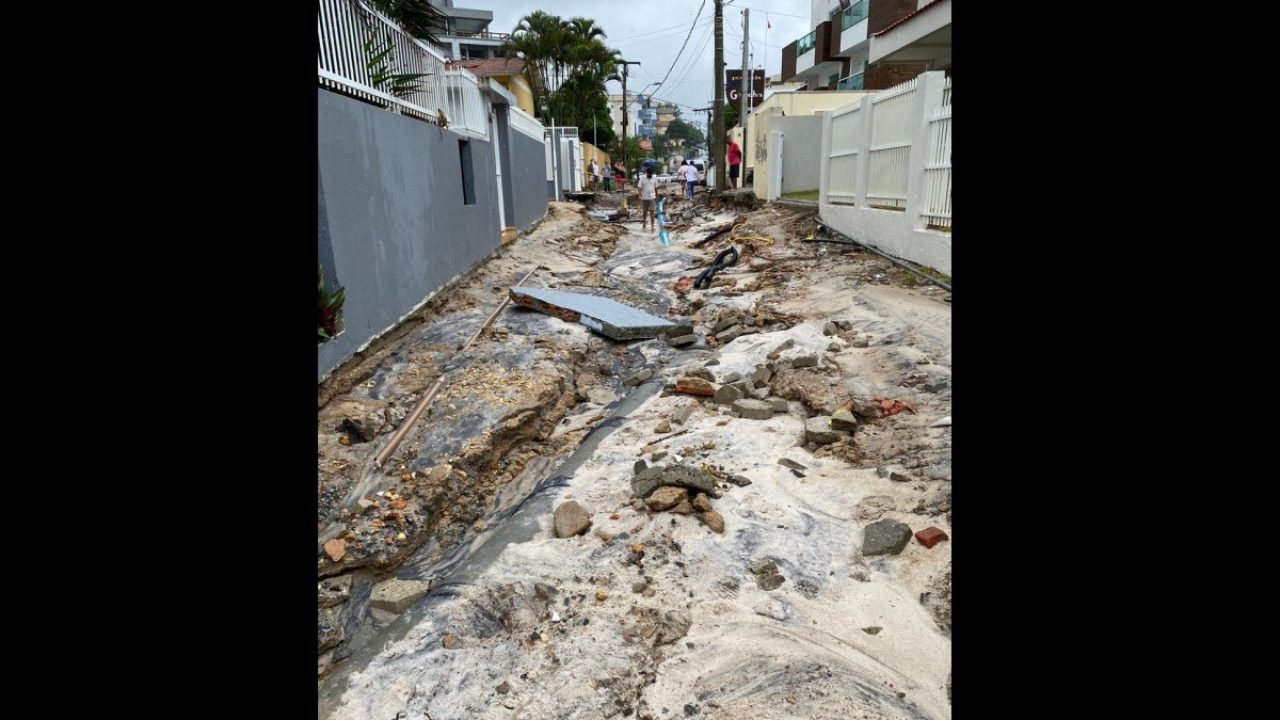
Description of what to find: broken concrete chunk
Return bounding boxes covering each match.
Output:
[654,419,672,433]
[791,354,819,368]
[713,316,741,333]
[647,486,689,511]
[777,458,807,471]
[692,493,714,512]
[733,398,775,420]
[714,383,744,405]
[827,342,842,352]
[729,475,753,487]
[675,377,715,396]
[863,519,913,556]
[831,411,858,432]
[716,326,752,344]
[804,416,845,444]
[751,366,773,387]
[553,501,592,538]
[670,499,694,514]
[701,510,725,533]
[509,286,678,340]
[768,398,790,412]
[631,464,717,498]
[369,578,432,613]
[624,368,654,386]
[671,405,694,426]
[837,320,854,331]
[721,371,743,384]
[667,334,698,347]
[823,321,838,336]
[851,336,870,348]
[634,459,648,475]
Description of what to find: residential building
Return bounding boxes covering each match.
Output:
[867,0,951,87]
[448,57,536,116]
[780,0,949,92]
[606,94,658,142]
[427,0,510,61]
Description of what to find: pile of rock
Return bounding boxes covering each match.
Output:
[630,463,725,533]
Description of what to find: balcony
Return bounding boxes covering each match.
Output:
[837,72,864,91]
[840,1,869,30]
[837,0,869,56]
[782,20,844,90]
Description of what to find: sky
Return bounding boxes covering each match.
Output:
[486,0,816,132]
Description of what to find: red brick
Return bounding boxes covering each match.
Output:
[915,526,948,549]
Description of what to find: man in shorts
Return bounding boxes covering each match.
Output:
[638,165,659,233]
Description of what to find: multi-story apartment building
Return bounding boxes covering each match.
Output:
[780,0,950,92]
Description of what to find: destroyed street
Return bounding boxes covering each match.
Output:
[317,199,952,720]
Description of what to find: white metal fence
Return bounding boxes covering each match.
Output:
[827,104,862,204]
[866,77,920,209]
[317,0,488,139]
[921,78,951,229]
[821,72,951,228]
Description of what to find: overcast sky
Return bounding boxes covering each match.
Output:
[487,0,815,130]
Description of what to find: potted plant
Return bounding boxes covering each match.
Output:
[319,266,345,343]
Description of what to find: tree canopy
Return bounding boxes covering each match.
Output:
[506,12,621,133]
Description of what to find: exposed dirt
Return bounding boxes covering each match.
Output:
[317,199,952,719]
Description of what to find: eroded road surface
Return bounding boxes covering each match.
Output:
[318,198,952,720]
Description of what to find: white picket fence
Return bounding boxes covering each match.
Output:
[921,77,952,229]
[821,71,951,228]
[818,71,952,274]
[317,0,488,139]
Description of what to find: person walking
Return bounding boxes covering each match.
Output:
[588,157,599,191]
[637,166,660,234]
[680,160,697,200]
[726,138,742,189]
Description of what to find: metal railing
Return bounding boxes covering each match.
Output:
[921,78,951,229]
[865,77,919,209]
[827,104,862,205]
[317,0,488,139]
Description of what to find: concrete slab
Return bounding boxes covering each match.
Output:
[509,286,679,341]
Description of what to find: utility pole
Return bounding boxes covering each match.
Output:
[619,60,642,182]
[695,105,713,161]
[739,7,750,187]
[712,0,725,191]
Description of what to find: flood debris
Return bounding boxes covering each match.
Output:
[693,246,740,290]
[509,286,679,341]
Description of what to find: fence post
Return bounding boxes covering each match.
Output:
[818,110,833,205]
[908,71,946,229]
[853,94,875,207]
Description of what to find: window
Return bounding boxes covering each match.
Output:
[459,140,476,205]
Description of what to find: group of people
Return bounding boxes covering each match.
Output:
[587,136,744,231]
[588,158,628,192]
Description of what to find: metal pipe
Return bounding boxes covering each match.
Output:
[813,220,952,293]
[373,267,538,468]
